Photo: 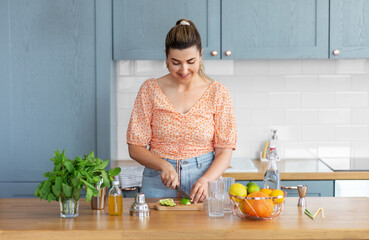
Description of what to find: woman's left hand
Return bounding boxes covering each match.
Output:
[190,177,208,204]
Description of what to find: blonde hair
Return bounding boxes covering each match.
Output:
[165,19,210,81]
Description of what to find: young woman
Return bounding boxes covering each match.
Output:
[127,19,237,203]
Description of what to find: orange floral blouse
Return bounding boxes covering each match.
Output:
[126,78,237,160]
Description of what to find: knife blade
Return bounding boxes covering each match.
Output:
[175,185,192,201]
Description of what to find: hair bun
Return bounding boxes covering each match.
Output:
[179,20,190,26]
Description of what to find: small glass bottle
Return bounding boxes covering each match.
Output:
[108,180,123,216]
[263,145,281,190]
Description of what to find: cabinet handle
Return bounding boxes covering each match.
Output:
[333,49,340,56]
[225,50,232,56]
[211,50,218,56]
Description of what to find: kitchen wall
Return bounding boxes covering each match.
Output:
[115,59,369,161]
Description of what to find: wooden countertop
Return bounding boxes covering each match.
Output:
[1,197,369,240]
[223,159,369,180]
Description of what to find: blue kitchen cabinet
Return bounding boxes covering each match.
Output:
[0,0,114,197]
[222,0,329,59]
[237,180,334,197]
[330,0,369,58]
[113,0,220,60]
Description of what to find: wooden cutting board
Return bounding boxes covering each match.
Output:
[150,201,203,211]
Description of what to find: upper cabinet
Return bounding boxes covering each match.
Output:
[330,0,369,58]
[113,0,369,60]
[113,0,220,60]
[221,0,328,59]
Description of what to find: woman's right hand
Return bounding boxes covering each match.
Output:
[160,161,179,189]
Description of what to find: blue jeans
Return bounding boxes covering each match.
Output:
[141,152,215,198]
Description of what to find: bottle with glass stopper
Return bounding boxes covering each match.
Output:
[263,145,281,190]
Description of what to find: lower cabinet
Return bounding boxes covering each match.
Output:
[0,182,41,198]
[236,180,334,197]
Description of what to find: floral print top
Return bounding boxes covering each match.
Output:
[127,78,237,160]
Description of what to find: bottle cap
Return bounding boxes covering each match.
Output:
[112,180,119,186]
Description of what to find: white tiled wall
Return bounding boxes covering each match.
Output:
[116,59,369,160]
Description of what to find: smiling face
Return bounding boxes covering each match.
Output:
[166,45,203,83]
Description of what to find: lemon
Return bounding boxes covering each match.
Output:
[260,188,273,195]
[270,189,285,204]
[247,184,260,194]
[228,183,247,202]
[180,198,191,205]
[239,200,247,214]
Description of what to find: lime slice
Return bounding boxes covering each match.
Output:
[159,198,176,206]
[180,198,191,205]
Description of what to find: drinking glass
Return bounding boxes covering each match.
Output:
[222,177,235,213]
[207,179,225,217]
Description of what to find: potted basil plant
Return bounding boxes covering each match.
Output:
[34,149,121,218]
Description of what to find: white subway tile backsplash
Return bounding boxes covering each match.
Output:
[269,125,302,141]
[269,92,301,108]
[118,109,132,127]
[116,59,369,159]
[336,59,369,74]
[318,142,351,158]
[117,76,147,92]
[285,75,318,92]
[352,141,369,158]
[303,125,335,141]
[352,75,369,91]
[318,75,351,91]
[234,60,268,75]
[269,60,302,75]
[234,92,268,109]
[286,109,318,124]
[352,108,369,124]
[336,125,368,141]
[302,60,336,74]
[204,60,234,75]
[251,109,285,125]
[336,92,368,108]
[302,92,335,108]
[117,92,136,109]
[117,60,134,76]
[135,60,168,76]
[284,142,318,159]
[252,75,285,92]
[318,109,351,124]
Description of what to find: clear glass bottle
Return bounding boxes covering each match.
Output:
[108,180,123,216]
[263,146,281,190]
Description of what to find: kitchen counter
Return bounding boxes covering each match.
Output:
[1,197,369,240]
[223,158,369,180]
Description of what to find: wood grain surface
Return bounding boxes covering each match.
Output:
[1,197,369,239]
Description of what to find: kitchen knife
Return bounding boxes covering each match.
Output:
[175,185,192,201]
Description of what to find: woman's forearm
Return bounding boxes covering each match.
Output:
[128,144,171,172]
[201,148,233,181]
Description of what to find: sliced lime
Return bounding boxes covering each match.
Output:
[159,198,176,206]
[180,198,191,205]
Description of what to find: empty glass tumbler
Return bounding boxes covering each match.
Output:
[207,179,225,217]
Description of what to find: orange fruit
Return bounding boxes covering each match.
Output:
[243,192,274,218]
[270,189,285,204]
[260,188,273,195]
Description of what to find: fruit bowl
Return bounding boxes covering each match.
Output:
[229,190,287,220]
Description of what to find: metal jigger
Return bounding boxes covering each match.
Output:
[297,185,308,207]
[281,184,308,207]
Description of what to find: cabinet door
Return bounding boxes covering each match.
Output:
[113,0,220,60]
[222,0,329,59]
[330,0,369,58]
[0,0,96,182]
